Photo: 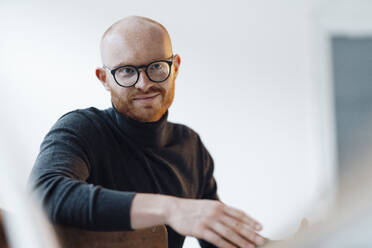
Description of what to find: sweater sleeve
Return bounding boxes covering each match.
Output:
[197,135,219,201]
[197,136,220,248]
[28,111,136,231]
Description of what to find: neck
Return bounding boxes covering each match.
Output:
[110,104,170,147]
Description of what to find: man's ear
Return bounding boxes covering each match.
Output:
[173,54,181,78]
[96,67,111,91]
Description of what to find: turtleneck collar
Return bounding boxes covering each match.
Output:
[109,104,170,148]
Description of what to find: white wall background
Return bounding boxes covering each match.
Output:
[0,0,347,246]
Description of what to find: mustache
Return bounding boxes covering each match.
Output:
[130,86,165,99]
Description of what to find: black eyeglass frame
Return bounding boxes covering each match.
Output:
[103,55,174,88]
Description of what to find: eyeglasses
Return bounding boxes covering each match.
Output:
[103,55,174,88]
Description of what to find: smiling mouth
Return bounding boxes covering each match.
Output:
[134,93,160,100]
[133,93,161,103]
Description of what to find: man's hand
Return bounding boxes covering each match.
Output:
[166,198,265,248]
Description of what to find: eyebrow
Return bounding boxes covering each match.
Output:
[112,55,173,68]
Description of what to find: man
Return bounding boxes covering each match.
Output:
[29,16,265,248]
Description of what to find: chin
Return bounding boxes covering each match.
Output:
[132,107,165,122]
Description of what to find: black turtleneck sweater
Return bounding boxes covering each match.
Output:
[29,106,219,248]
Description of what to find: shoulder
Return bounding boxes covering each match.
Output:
[53,107,110,131]
[167,121,211,154]
[46,107,113,144]
[168,121,201,143]
[57,107,106,124]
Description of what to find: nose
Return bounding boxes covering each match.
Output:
[135,68,153,91]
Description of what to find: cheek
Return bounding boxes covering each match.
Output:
[162,79,174,94]
[161,80,175,107]
[110,85,131,103]
[166,80,175,96]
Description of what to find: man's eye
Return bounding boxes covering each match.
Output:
[124,68,134,74]
[150,63,162,70]
[118,67,135,75]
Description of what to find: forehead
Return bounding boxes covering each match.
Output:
[102,24,172,68]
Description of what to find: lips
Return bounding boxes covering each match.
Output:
[133,92,161,100]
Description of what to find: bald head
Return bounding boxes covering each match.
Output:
[100,16,173,67]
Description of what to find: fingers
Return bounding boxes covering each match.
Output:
[202,228,238,248]
[219,214,265,246]
[223,205,262,231]
[210,222,256,248]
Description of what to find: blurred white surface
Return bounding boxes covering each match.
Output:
[265,163,372,248]
[0,143,60,248]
